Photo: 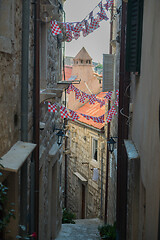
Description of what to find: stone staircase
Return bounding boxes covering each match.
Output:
[56,218,103,240]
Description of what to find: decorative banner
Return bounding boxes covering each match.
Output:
[60,106,70,119]
[47,102,117,124]
[79,92,89,103]
[48,102,57,112]
[106,106,117,123]
[51,20,62,36]
[67,84,113,107]
[89,94,97,105]
[50,0,113,41]
[69,110,80,121]
[104,91,113,100]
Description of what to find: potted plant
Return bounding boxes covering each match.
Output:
[98,223,116,240]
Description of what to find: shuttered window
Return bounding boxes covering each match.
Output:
[103,54,114,91]
[126,0,144,73]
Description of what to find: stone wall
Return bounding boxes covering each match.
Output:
[66,120,107,220]
[0,0,64,239]
[0,0,22,156]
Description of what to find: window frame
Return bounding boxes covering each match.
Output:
[92,138,98,162]
[125,0,144,73]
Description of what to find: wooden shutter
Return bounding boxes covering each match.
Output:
[126,0,144,73]
[103,54,114,91]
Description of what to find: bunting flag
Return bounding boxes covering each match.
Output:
[60,106,69,119]
[89,17,100,32]
[106,106,117,123]
[81,113,91,120]
[51,20,62,36]
[50,0,112,41]
[79,92,88,103]
[97,8,109,21]
[98,1,103,11]
[47,100,117,124]
[100,100,106,108]
[104,91,113,100]
[114,99,119,107]
[67,84,112,107]
[69,109,80,121]
[89,94,97,104]
[80,113,105,123]
[116,89,119,99]
[75,88,81,99]
[48,102,57,113]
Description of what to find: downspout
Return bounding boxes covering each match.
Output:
[33,0,40,237]
[20,0,30,235]
[104,2,113,224]
[116,1,130,239]
[62,9,68,209]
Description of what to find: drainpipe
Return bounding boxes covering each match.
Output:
[104,2,113,224]
[33,0,40,238]
[116,1,130,239]
[104,101,111,224]
[20,0,30,235]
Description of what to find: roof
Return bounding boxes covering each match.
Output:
[76,92,107,130]
[74,47,92,61]
[62,65,72,81]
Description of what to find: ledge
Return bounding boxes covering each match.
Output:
[0,36,12,54]
[124,140,139,160]
[0,141,36,172]
[40,89,57,103]
[74,172,88,183]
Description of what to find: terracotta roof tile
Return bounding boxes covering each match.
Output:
[76,92,107,129]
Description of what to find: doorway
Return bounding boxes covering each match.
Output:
[81,184,85,219]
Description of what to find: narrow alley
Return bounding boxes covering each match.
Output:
[56,219,102,240]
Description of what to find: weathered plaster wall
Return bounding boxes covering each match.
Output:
[0,1,64,239]
[130,0,160,239]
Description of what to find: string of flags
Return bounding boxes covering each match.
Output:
[66,84,118,108]
[47,89,119,124]
[50,0,114,42]
[48,101,105,123]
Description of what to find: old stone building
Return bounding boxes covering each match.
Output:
[0,1,66,239]
[66,92,107,219]
[67,47,102,110]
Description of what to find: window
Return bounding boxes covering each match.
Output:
[92,138,98,161]
[126,0,144,73]
[81,60,83,64]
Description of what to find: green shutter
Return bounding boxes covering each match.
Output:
[126,0,144,73]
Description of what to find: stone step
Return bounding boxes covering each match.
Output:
[56,218,103,240]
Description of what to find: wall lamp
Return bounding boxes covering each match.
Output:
[53,126,65,146]
[107,137,117,154]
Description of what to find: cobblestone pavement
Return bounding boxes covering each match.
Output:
[56,218,103,240]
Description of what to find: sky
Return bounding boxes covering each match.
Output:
[63,0,110,64]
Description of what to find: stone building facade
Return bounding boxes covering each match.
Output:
[67,118,107,219]
[67,47,102,111]
[0,1,66,239]
[65,91,107,220]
